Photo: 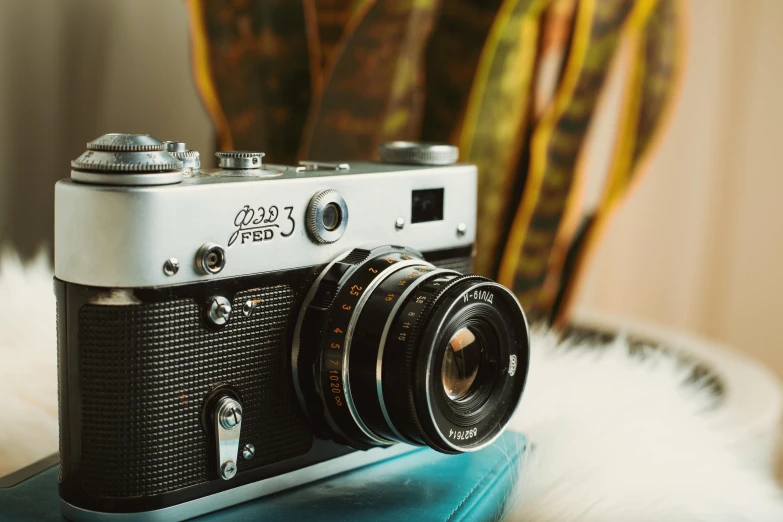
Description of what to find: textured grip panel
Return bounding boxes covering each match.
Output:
[78,286,312,498]
[56,300,63,483]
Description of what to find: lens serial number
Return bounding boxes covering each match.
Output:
[448,428,478,441]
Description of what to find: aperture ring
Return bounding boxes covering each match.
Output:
[342,259,430,444]
[306,246,425,449]
[381,275,482,451]
[374,268,456,443]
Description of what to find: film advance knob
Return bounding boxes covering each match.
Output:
[378,142,459,166]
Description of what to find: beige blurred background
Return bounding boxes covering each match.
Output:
[0,0,780,379]
[0,0,216,261]
[575,0,783,382]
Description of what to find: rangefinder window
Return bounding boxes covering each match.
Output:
[412,188,444,223]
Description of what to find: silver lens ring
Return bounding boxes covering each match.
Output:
[291,250,353,424]
[294,245,428,450]
[375,268,454,442]
[342,259,428,445]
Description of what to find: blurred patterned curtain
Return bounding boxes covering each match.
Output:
[186,0,687,325]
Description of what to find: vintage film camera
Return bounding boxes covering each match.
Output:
[54,134,530,520]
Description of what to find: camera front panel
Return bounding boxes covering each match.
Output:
[56,250,473,514]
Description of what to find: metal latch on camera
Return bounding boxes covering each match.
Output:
[214,396,243,480]
[297,161,350,171]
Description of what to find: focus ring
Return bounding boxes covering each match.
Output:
[351,265,453,444]
[341,259,429,445]
[297,246,424,449]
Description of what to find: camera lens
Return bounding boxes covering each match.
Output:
[293,245,529,453]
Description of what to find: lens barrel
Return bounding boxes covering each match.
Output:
[293,246,529,453]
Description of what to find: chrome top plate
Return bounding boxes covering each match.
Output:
[55,162,477,288]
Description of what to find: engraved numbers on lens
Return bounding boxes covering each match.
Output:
[314,249,412,442]
[330,355,344,405]
[448,428,478,441]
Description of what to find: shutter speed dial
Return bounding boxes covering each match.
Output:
[70,133,184,186]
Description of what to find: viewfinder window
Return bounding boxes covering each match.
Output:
[411,188,444,223]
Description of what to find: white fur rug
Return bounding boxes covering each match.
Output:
[1,251,782,520]
[507,331,783,521]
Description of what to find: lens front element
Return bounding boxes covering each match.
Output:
[442,327,481,401]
